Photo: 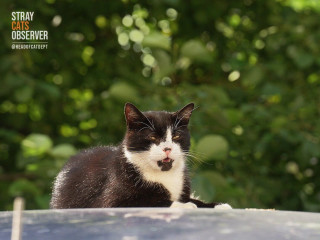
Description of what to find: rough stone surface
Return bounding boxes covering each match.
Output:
[1,208,320,240]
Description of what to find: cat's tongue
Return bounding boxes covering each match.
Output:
[157,158,174,171]
[163,157,172,163]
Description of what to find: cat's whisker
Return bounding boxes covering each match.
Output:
[134,121,154,131]
[183,152,206,161]
[174,124,189,131]
[150,119,156,130]
[173,113,179,130]
[181,151,214,166]
[138,126,152,132]
[145,116,156,131]
[184,150,207,158]
[174,107,195,129]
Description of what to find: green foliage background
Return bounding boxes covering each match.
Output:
[1,0,320,211]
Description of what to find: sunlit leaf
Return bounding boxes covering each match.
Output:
[196,135,229,161]
[51,144,77,159]
[152,50,174,81]
[21,134,53,157]
[142,32,171,50]
[180,40,213,63]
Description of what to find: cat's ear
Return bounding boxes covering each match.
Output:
[173,103,195,126]
[124,103,147,128]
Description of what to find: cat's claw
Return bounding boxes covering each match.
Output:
[214,203,232,210]
[170,201,198,209]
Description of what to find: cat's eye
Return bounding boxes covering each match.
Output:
[149,136,156,141]
[172,135,180,140]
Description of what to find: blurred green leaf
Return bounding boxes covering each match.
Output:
[287,45,314,69]
[180,40,212,63]
[9,179,41,197]
[37,82,61,99]
[270,116,287,133]
[225,109,244,125]
[242,66,264,88]
[282,0,320,12]
[21,134,53,157]
[191,171,228,202]
[196,135,229,161]
[51,144,77,159]
[142,31,171,50]
[14,86,34,103]
[153,50,174,81]
[109,82,139,102]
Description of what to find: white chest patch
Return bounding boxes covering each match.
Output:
[141,164,185,201]
[124,128,186,201]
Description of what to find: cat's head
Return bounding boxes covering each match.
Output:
[123,103,194,172]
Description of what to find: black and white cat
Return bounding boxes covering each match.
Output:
[50,103,231,209]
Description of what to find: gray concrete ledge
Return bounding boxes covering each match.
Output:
[1,208,320,240]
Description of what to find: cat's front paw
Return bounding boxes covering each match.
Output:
[170,201,197,209]
[214,203,232,210]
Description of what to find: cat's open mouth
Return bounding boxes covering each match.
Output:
[162,157,173,163]
[157,158,174,171]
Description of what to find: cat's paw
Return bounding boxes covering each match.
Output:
[170,201,197,209]
[214,203,232,210]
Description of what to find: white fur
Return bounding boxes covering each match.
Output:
[214,203,233,210]
[170,201,197,209]
[124,128,185,201]
[53,168,68,194]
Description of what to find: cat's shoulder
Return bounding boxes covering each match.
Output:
[66,145,121,166]
[79,145,119,155]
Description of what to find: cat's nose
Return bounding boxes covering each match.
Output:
[163,147,172,155]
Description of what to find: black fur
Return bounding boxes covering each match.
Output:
[50,103,220,208]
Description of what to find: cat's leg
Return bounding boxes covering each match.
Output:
[170,201,197,209]
[189,198,232,209]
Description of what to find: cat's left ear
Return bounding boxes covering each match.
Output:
[124,103,148,129]
[173,103,195,126]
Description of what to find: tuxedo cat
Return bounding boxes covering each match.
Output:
[50,103,231,209]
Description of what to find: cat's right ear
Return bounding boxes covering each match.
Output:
[173,103,195,125]
[124,103,146,128]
